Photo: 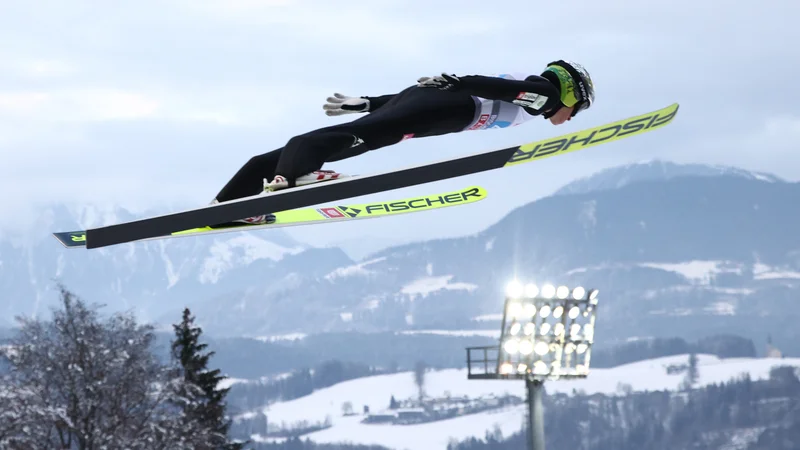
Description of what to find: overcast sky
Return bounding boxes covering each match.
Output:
[1,0,797,248]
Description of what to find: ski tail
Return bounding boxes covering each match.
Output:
[53,231,89,248]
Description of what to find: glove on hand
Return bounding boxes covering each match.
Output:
[323,93,370,116]
[417,73,461,91]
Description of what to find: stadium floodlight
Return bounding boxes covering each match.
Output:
[495,282,599,381]
[465,280,601,450]
[506,280,524,299]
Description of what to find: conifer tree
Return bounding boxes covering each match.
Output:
[687,352,700,386]
[172,307,244,449]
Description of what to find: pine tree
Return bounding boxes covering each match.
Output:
[414,360,427,403]
[680,352,700,391]
[172,307,244,449]
[687,352,699,386]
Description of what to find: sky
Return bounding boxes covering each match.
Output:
[1,0,798,249]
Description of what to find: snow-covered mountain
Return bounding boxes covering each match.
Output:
[554,159,783,196]
[183,174,800,349]
[232,354,800,450]
[184,170,800,353]
[1,160,799,356]
[0,201,349,324]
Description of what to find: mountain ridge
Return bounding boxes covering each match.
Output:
[554,159,784,196]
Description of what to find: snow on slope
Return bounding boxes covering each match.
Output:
[258,368,522,425]
[253,333,308,342]
[250,355,800,450]
[200,235,305,284]
[544,354,797,395]
[472,314,503,322]
[400,275,478,299]
[638,261,739,284]
[565,260,800,285]
[753,263,800,280]
[398,330,500,338]
[325,257,387,281]
[308,405,526,450]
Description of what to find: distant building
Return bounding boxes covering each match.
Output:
[766,335,783,358]
[396,408,426,424]
[363,412,397,424]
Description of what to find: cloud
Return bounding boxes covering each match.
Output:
[687,114,800,179]
[174,0,507,68]
[0,83,316,127]
[0,89,159,121]
[764,116,800,138]
[0,58,77,78]
[0,92,50,114]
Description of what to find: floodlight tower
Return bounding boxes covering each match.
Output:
[465,281,600,450]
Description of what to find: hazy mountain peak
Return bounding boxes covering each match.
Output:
[555,159,784,196]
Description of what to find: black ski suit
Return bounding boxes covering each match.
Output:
[214,73,562,203]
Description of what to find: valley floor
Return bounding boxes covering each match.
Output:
[233,354,800,450]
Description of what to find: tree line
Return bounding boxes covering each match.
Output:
[201,330,758,381]
[0,284,242,449]
[590,334,757,368]
[225,359,395,413]
[203,332,488,381]
[447,364,800,450]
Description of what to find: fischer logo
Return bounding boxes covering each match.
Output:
[315,187,485,218]
[317,207,346,219]
[400,133,415,142]
[357,187,484,215]
[508,106,678,164]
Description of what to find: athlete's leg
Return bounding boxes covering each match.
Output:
[214,86,476,201]
[271,87,476,187]
[213,148,282,203]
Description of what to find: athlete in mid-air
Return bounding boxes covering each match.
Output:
[211,60,595,225]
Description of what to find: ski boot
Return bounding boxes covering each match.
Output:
[266,169,349,192]
[208,180,277,228]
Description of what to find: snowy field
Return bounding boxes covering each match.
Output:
[307,405,526,450]
[244,354,800,450]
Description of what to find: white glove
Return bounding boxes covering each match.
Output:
[417,73,461,91]
[323,93,370,116]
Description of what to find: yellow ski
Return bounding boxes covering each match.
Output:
[53,185,487,248]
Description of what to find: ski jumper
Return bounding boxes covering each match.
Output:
[214,73,561,203]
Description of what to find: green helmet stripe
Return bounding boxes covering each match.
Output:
[545,65,579,107]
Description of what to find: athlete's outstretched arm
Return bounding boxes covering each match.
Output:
[461,75,560,111]
[362,93,395,111]
[419,74,561,114]
[323,93,396,116]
